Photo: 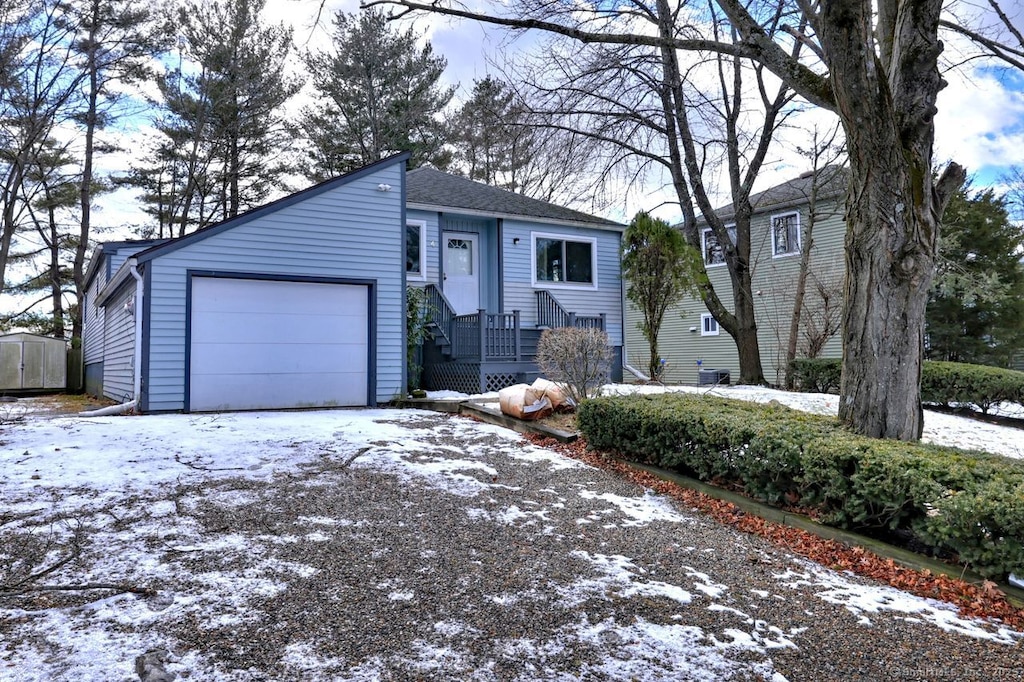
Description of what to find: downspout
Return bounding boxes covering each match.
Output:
[79,259,143,417]
[130,261,144,404]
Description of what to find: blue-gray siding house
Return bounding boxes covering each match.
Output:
[83,154,408,412]
[404,168,625,393]
[83,157,626,411]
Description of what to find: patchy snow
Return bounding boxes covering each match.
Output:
[775,561,1023,644]
[1,394,1022,680]
[601,383,1024,460]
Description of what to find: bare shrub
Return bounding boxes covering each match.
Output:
[535,327,611,405]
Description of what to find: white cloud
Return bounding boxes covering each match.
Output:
[935,64,1024,175]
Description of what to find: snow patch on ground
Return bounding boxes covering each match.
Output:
[775,561,1024,645]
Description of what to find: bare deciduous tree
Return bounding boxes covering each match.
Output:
[371,0,1014,440]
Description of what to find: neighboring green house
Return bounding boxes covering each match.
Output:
[625,168,848,385]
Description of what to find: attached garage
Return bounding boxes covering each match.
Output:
[188,276,372,411]
[82,153,409,413]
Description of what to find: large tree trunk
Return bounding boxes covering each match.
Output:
[72,1,100,347]
[840,155,936,439]
[728,258,766,385]
[822,0,964,440]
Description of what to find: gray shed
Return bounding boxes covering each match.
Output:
[0,333,67,392]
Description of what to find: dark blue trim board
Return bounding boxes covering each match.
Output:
[496,218,504,312]
[183,270,379,412]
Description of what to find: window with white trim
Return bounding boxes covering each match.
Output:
[771,212,800,257]
[701,313,719,336]
[406,220,427,279]
[533,233,596,286]
[701,226,736,266]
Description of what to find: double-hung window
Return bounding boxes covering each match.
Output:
[701,313,719,336]
[406,220,427,279]
[771,212,800,257]
[533,233,596,287]
[701,226,736,266]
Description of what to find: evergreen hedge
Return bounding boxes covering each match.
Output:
[789,358,1024,413]
[578,393,1024,578]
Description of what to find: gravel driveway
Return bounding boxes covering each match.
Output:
[1,408,1021,680]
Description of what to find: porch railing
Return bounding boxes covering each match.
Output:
[451,309,521,361]
[423,283,455,343]
[535,290,606,331]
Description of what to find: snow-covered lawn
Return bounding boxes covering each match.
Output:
[0,389,1022,680]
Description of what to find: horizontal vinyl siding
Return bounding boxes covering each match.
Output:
[83,269,106,365]
[625,200,846,384]
[144,162,405,411]
[502,219,623,346]
[102,283,136,402]
[406,209,441,284]
[108,244,150,277]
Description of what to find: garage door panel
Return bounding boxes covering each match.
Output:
[191,278,366,313]
[190,342,367,375]
[189,277,370,411]
[190,372,367,411]
[193,312,368,344]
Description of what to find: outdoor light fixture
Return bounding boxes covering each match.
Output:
[513,237,520,245]
[376,183,392,192]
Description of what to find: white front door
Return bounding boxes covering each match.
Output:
[443,233,480,315]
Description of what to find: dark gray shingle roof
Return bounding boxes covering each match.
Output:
[406,167,622,229]
[710,166,848,221]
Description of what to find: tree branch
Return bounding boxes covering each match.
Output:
[939,18,1024,72]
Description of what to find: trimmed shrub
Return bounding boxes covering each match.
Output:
[920,361,1024,413]
[788,358,841,394]
[918,478,1024,579]
[577,392,1024,578]
[790,358,1024,414]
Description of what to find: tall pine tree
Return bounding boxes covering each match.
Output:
[134,0,299,236]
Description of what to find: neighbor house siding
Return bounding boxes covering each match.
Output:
[625,199,845,384]
[502,219,623,347]
[141,162,405,411]
[101,282,136,402]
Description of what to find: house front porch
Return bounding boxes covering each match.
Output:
[420,285,619,394]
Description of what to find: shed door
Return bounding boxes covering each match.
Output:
[189,277,369,411]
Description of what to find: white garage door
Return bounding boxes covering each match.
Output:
[189,277,369,411]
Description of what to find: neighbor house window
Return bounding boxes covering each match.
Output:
[701,313,719,336]
[533,233,596,286]
[771,212,800,257]
[701,226,736,266]
[406,220,426,279]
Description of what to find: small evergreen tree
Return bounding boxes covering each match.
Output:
[927,187,1024,367]
[621,212,700,380]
